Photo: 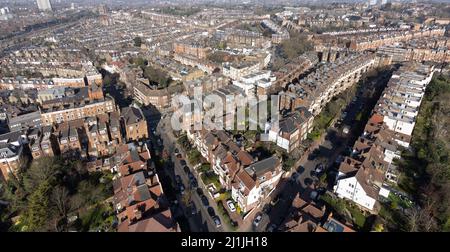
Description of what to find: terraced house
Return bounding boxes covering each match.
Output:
[187,129,283,213]
[334,63,435,212]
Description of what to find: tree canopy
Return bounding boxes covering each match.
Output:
[0,157,113,231]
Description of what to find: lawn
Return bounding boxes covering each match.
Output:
[200,171,221,189]
[320,194,367,229]
[78,203,115,232]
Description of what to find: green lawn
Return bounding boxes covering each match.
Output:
[320,194,367,229]
[200,172,221,189]
[78,203,115,232]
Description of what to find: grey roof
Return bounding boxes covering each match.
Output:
[244,156,280,178]
[130,149,141,163]
[0,131,24,144]
[121,107,144,124]
[0,142,20,157]
[136,184,151,201]
[323,219,345,232]
[130,171,146,186]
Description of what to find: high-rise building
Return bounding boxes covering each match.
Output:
[36,0,52,11]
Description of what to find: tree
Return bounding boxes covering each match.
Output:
[374,223,384,232]
[51,186,71,222]
[131,57,147,68]
[133,36,142,47]
[22,157,59,194]
[282,156,296,171]
[143,65,171,88]
[188,150,201,165]
[181,189,192,207]
[278,32,313,60]
[22,181,51,231]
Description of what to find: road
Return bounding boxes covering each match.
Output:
[251,68,394,232]
[155,114,224,232]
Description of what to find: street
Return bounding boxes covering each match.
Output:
[142,67,394,233]
[154,114,224,232]
[251,68,394,232]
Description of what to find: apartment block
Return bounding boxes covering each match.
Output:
[279,53,377,116]
[41,98,115,126]
[121,106,148,142]
[268,107,314,153]
[133,81,171,110]
[0,131,26,181]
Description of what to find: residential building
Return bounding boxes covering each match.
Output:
[7,111,42,132]
[187,129,283,213]
[28,126,55,159]
[114,170,179,232]
[36,0,52,11]
[133,81,171,110]
[40,98,116,126]
[267,107,314,153]
[121,106,148,142]
[0,131,26,181]
[279,53,377,116]
[334,63,436,211]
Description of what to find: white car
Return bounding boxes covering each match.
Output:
[226,200,236,212]
[253,214,263,227]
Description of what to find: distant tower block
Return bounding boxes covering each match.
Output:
[328,50,337,63]
[321,50,329,63]
[37,0,52,11]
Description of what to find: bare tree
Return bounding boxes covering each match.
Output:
[51,186,71,219]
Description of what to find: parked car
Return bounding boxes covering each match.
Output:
[253,213,263,227]
[175,175,182,185]
[226,200,236,212]
[335,155,344,165]
[188,172,195,181]
[310,190,319,201]
[342,125,351,135]
[174,148,179,154]
[179,184,185,194]
[262,204,272,214]
[196,188,204,196]
[191,204,197,215]
[190,178,198,188]
[315,163,324,174]
[180,160,187,166]
[207,207,215,217]
[267,224,277,232]
[213,216,221,228]
[290,172,300,182]
[201,195,209,206]
[183,166,190,174]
